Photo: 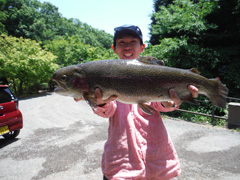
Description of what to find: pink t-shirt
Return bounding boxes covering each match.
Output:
[93,101,181,180]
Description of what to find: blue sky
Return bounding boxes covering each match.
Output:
[39,0,154,43]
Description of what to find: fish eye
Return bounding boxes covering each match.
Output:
[61,75,67,81]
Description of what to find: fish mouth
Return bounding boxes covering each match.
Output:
[54,83,72,97]
[53,81,68,92]
[53,82,83,99]
[54,86,66,93]
[54,86,70,96]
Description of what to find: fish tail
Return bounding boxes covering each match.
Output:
[208,78,228,108]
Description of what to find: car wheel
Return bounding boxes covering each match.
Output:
[3,129,20,139]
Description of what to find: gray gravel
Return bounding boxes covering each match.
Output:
[0,93,239,180]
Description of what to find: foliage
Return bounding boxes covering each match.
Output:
[149,0,240,97]
[0,0,115,94]
[148,0,240,125]
[44,35,117,67]
[0,34,58,94]
[151,0,215,43]
[168,111,227,126]
[0,0,7,33]
[0,0,113,48]
[0,33,116,94]
[162,95,228,126]
[203,0,240,96]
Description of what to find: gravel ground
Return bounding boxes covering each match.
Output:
[0,93,240,180]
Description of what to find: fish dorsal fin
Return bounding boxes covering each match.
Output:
[137,56,165,66]
[190,68,200,74]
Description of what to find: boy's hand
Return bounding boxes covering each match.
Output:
[95,88,117,107]
[74,88,117,106]
[161,85,199,108]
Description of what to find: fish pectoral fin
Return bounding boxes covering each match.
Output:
[182,94,200,106]
[138,102,158,116]
[83,93,97,108]
[137,56,165,66]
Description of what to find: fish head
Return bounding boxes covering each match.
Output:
[51,65,89,99]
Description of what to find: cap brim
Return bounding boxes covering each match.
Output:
[114,29,142,43]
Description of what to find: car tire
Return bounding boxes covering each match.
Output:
[3,129,20,139]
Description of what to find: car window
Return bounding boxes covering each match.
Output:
[0,87,15,103]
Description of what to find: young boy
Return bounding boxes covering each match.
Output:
[77,25,198,179]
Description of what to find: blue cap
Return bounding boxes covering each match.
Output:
[114,25,143,45]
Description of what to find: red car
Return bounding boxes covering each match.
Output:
[0,85,23,139]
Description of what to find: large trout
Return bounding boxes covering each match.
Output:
[51,57,228,115]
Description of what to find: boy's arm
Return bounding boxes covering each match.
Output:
[92,100,117,118]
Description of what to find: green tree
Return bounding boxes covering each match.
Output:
[0,0,7,33]
[150,0,217,44]
[1,0,41,39]
[202,0,240,96]
[0,34,58,93]
[149,0,240,97]
[150,0,174,44]
[0,0,113,49]
[44,35,116,67]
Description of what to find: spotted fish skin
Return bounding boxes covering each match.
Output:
[52,57,228,114]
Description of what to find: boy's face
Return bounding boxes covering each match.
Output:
[112,36,145,59]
